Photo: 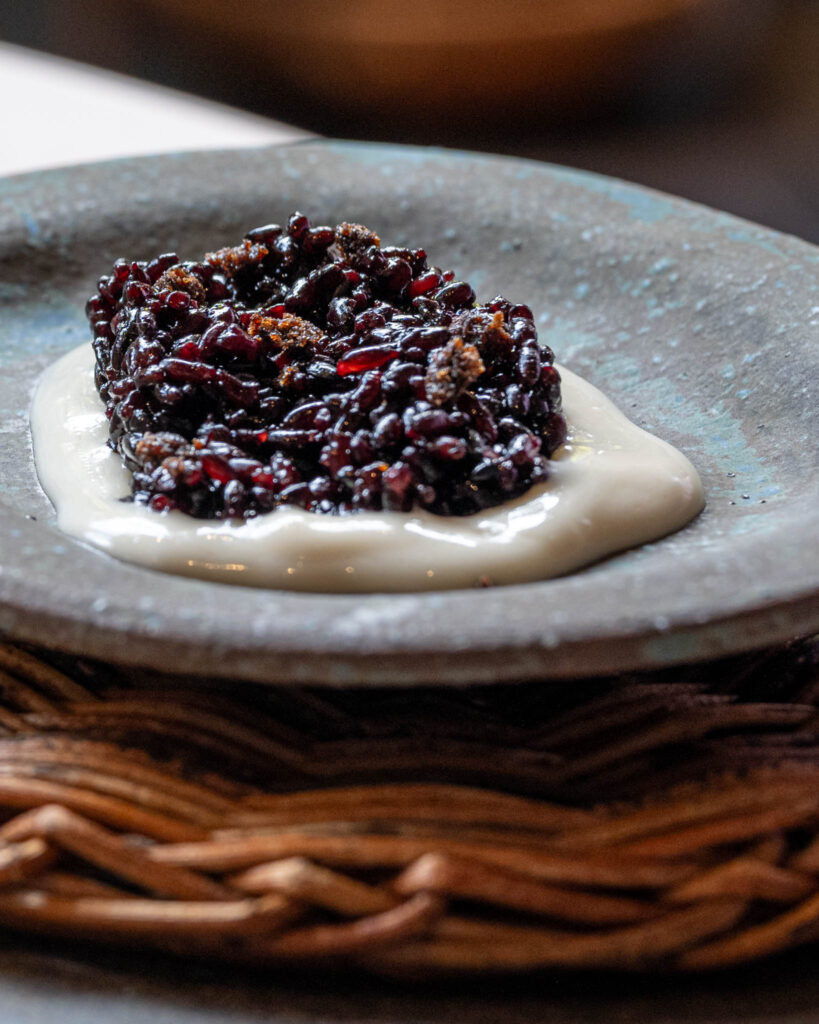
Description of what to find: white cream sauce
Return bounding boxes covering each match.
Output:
[31,345,704,592]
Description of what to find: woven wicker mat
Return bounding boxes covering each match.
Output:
[0,636,817,977]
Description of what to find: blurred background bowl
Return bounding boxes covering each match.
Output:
[136,0,774,134]
[4,0,815,242]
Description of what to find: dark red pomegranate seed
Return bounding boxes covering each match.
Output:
[409,272,440,298]
[167,290,192,310]
[355,310,386,334]
[279,482,311,507]
[245,223,282,245]
[150,494,174,512]
[287,212,310,241]
[201,453,235,483]
[215,325,259,360]
[304,226,335,253]
[161,358,216,384]
[172,338,201,361]
[429,436,468,460]
[405,409,451,439]
[435,281,476,308]
[251,468,276,489]
[337,345,400,376]
[540,365,561,389]
[517,341,541,386]
[383,461,414,503]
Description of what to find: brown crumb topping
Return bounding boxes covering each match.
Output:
[205,239,268,278]
[133,433,190,464]
[248,312,327,352]
[155,266,207,304]
[425,337,485,406]
[335,221,381,259]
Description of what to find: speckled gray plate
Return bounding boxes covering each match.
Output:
[1,141,817,685]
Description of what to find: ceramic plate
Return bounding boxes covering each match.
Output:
[1,141,817,685]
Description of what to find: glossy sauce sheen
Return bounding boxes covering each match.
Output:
[31,345,704,592]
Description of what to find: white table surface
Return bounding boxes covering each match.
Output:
[1,41,309,178]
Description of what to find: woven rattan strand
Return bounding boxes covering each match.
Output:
[0,638,817,975]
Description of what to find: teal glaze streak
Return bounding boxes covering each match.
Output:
[611,355,780,506]
[316,141,683,227]
[542,318,781,506]
[21,209,40,242]
[725,227,819,267]
[0,299,84,367]
[319,141,471,170]
[0,196,43,246]
[546,165,678,224]
[317,140,819,274]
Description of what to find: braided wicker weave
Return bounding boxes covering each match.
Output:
[0,637,817,975]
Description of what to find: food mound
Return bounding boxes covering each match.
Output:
[87,213,567,518]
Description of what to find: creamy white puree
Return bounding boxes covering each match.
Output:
[31,345,703,592]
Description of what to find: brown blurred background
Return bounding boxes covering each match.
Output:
[1,0,817,242]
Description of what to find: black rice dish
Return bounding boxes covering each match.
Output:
[87,213,566,519]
